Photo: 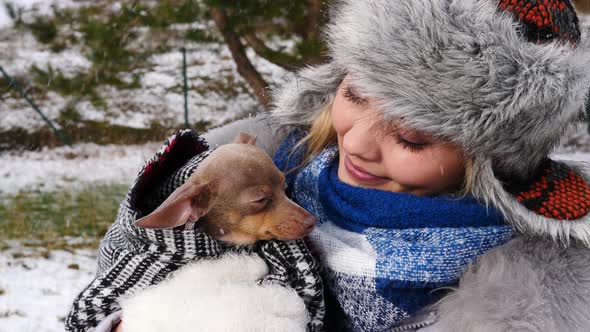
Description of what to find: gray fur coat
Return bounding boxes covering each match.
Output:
[204,115,590,332]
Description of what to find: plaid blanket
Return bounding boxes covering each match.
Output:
[65,130,324,332]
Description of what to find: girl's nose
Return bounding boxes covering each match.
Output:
[341,118,380,161]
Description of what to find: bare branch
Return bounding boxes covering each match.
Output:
[306,0,322,41]
[210,7,270,107]
[243,32,303,70]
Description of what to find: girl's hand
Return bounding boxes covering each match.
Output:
[112,322,123,332]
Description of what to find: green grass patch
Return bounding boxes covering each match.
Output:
[0,120,177,150]
[73,1,202,90]
[0,75,26,101]
[0,77,11,100]
[128,1,203,28]
[193,74,250,98]
[30,64,141,109]
[25,16,58,44]
[78,16,139,80]
[0,184,128,243]
[185,28,220,43]
[30,65,103,104]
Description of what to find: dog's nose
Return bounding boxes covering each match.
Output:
[303,215,316,228]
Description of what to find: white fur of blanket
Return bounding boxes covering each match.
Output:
[120,254,309,332]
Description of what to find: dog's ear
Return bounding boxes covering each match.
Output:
[135,181,212,229]
[233,132,257,145]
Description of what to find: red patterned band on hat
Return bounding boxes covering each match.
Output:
[497,0,581,46]
[507,159,590,220]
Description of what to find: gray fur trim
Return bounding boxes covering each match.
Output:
[471,157,590,247]
[269,62,346,129]
[271,0,590,180]
[203,114,289,157]
[432,237,590,331]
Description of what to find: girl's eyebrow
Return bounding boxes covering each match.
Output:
[343,82,369,104]
[345,87,369,105]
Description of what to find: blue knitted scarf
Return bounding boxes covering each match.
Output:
[273,131,515,332]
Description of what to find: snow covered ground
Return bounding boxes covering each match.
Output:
[0,141,161,331]
[0,239,97,332]
[0,141,160,195]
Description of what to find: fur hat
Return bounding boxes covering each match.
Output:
[269,0,590,246]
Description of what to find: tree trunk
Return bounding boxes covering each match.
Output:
[306,0,322,41]
[243,32,303,70]
[210,7,270,107]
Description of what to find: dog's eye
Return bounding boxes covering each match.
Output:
[253,197,269,204]
[246,198,269,214]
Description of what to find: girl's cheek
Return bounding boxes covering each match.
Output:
[420,152,466,192]
[385,147,465,192]
[330,101,353,136]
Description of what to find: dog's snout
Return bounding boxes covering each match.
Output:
[270,198,317,239]
[303,215,316,228]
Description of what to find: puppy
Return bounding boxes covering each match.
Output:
[120,133,316,331]
[135,132,316,244]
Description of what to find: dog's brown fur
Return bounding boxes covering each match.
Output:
[135,133,316,245]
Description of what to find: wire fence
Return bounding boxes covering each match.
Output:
[0,46,197,147]
[0,65,71,146]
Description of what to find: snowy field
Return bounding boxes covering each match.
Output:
[0,141,161,332]
[0,142,160,195]
[0,239,96,332]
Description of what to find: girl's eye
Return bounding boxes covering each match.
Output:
[344,86,368,105]
[395,133,426,153]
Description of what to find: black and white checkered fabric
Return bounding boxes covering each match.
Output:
[142,148,213,215]
[65,130,324,332]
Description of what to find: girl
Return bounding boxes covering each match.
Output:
[88,0,590,331]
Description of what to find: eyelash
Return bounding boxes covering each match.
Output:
[255,197,271,205]
[395,133,426,153]
[344,86,368,105]
[343,84,425,153]
[262,197,273,208]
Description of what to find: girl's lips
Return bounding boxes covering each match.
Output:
[344,155,388,183]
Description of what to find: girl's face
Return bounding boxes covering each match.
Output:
[332,79,466,196]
